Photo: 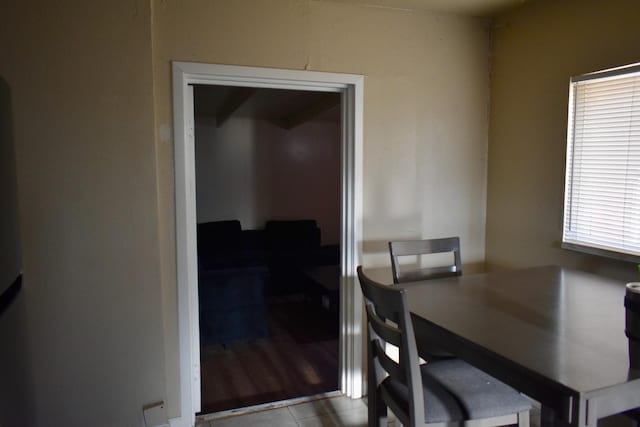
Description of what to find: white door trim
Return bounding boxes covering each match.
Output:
[170,62,364,427]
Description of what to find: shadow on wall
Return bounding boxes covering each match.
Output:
[0,76,36,427]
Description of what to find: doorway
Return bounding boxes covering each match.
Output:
[172,62,363,427]
[193,85,342,412]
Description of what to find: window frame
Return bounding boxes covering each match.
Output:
[561,63,640,263]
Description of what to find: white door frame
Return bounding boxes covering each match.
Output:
[170,62,364,427]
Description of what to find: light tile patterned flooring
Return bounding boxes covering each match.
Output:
[196,394,545,427]
[196,395,372,427]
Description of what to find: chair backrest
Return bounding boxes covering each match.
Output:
[357,266,424,425]
[389,237,462,284]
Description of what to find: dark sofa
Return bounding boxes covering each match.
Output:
[197,219,339,346]
[196,220,268,346]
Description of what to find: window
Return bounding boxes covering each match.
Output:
[563,63,640,260]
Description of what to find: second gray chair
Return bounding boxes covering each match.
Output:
[358,266,531,427]
[389,237,462,284]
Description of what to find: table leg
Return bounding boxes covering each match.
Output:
[542,404,595,427]
[368,353,387,427]
[368,379,387,427]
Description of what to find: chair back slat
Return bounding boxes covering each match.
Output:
[365,303,402,347]
[371,337,406,383]
[399,265,458,282]
[366,302,406,383]
[389,237,462,284]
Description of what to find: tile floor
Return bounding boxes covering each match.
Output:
[196,395,374,427]
[196,394,543,427]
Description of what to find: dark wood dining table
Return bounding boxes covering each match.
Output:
[401,265,640,427]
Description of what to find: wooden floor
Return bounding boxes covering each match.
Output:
[199,296,339,414]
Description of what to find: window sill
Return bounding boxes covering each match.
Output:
[561,242,640,263]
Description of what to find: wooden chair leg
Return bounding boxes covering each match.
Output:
[369,387,387,427]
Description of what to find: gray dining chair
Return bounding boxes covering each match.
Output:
[357,266,531,427]
[388,237,462,362]
[389,237,462,284]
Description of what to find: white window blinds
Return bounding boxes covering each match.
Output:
[563,64,640,259]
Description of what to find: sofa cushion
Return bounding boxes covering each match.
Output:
[197,220,243,269]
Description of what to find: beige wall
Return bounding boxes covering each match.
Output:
[0,0,493,423]
[3,0,639,423]
[195,114,341,244]
[195,116,261,227]
[486,0,640,281]
[153,0,491,416]
[0,1,166,425]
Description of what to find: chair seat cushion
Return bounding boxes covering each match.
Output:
[382,370,464,423]
[382,359,531,423]
[424,359,532,420]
